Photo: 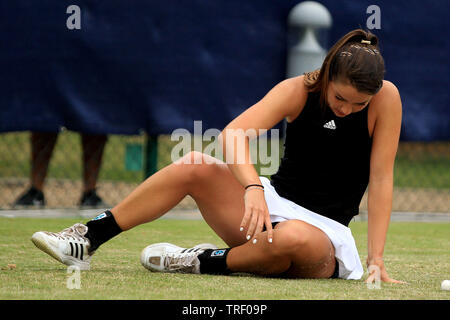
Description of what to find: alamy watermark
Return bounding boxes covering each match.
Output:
[366,265,381,289]
[66,5,81,30]
[366,5,381,30]
[170,121,280,175]
[66,266,81,289]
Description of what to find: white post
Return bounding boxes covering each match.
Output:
[286,1,332,78]
[283,1,332,137]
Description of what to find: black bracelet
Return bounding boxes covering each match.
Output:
[245,184,264,190]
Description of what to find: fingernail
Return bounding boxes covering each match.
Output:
[252,239,257,244]
[240,227,244,232]
[246,235,251,240]
[269,238,273,243]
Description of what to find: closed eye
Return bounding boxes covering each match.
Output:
[337,95,368,106]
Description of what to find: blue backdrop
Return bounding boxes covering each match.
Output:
[0,0,448,140]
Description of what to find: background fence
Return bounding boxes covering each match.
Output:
[0,1,448,214]
[0,131,448,213]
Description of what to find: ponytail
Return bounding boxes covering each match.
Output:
[304,29,384,109]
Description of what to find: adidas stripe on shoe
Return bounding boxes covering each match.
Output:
[140,242,217,274]
[31,223,93,270]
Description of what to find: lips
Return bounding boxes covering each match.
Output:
[333,108,347,117]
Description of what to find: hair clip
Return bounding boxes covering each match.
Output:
[349,43,379,55]
[339,51,353,57]
[361,40,371,45]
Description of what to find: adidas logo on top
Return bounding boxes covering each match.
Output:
[323,120,336,130]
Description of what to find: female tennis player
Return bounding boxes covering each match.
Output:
[31,29,404,283]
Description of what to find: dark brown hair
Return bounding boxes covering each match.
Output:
[304,29,385,108]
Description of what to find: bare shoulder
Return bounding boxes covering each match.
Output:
[371,80,402,113]
[224,75,310,132]
[380,80,400,98]
[277,75,308,99]
[277,75,309,122]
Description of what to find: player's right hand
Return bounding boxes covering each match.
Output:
[240,188,273,244]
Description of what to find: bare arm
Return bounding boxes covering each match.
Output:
[219,77,306,185]
[218,76,308,241]
[366,81,404,283]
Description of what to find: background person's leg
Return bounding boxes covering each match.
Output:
[13,131,58,207]
[80,133,108,207]
[31,131,58,191]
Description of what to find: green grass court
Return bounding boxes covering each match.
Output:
[0,217,449,300]
[1,132,449,300]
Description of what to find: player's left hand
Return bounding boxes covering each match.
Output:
[365,257,407,284]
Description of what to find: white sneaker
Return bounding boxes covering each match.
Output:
[31,223,93,270]
[140,242,217,274]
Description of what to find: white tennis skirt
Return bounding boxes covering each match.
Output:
[260,177,364,280]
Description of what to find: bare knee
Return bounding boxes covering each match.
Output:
[231,226,311,276]
[174,151,222,194]
[270,225,311,258]
[271,221,336,278]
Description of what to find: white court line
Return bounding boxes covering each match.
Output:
[0,208,203,220]
[354,211,450,222]
[0,209,449,222]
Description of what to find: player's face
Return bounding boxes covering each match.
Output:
[326,81,373,117]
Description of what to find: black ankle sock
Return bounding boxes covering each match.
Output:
[197,248,231,275]
[85,210,122,253]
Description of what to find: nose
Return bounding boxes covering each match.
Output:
[339,104,352,116]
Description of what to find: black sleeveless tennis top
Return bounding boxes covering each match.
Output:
[270,91,372,226]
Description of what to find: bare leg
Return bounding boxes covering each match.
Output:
[111,151,335,278]
[111,151,247,246]
[226,220,337,278]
